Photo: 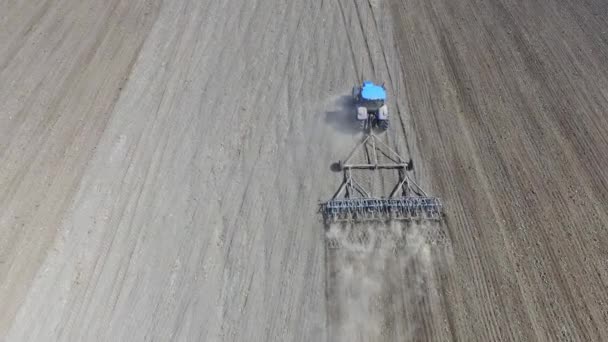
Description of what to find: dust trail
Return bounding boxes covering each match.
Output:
[326,221,451,341]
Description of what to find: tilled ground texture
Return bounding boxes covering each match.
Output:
[390,0,608,340]
[1,0,608,341]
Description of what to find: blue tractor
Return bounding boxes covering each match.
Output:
[352,80,389,131]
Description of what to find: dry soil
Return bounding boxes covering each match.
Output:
[1,0,607,341]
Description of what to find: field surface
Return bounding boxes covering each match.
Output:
[1,0,607,341]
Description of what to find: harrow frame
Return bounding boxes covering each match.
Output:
[321,133,443,223]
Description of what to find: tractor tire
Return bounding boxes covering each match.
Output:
[378,119,389,131]
[352,86,360,100]
[360,120,367,131]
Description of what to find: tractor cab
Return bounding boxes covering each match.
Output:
[358,81,386,111]
[353,80,389,131]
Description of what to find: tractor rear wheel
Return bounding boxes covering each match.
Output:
[359,119,367,131]
[378,119,389,131]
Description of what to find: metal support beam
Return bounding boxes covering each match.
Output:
[323,132,443,223]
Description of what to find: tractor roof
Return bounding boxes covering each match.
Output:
[361,81,386,101]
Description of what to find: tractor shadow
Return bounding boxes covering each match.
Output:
[325,95,361,134]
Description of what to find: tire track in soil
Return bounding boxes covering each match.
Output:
[2,0,453,340]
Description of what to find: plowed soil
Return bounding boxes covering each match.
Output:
[1,0,607,341]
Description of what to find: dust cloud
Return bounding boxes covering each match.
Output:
[325,222,451,341]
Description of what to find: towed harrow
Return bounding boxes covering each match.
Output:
[321,132,443,223]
